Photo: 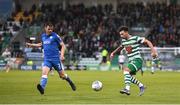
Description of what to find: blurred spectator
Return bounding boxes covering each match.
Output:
[1,48,11,72]
[100,48,108,64]
[7,2,179,59]
[118,54,126,70]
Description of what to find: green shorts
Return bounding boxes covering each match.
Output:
[127,58,143,75]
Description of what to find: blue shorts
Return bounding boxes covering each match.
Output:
[43,60,64,72]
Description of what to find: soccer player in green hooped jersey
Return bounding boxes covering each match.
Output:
[110,26,158,96]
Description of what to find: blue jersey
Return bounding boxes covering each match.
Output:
[41,32,62,61]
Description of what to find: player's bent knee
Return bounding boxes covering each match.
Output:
[42,75,48,78]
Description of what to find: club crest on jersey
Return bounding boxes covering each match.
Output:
[125,45,132,54]
[50,36,53,39]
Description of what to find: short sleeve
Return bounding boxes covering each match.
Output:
[41,34,43,43]
[55,34,62,44]
[137,36,145,43]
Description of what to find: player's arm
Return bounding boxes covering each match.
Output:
[110,45,124,59]
[26,42,42,47]
[60,42,66,60]
[143,39,158,58]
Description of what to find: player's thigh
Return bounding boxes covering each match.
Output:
[52,61,64,72]
[127,58,143,75]
[42,61,52,75]
[52,61,66,77]
[42,66,51,75]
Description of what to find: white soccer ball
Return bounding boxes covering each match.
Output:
[92,80,103,91]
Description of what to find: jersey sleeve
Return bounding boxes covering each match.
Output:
[55,34,62,44]
[137,36,145,44]
[41,34,44,48]
[41,34,43,43]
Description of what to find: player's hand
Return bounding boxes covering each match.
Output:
[60,55,65,61]
[110,53,114,60]
[151,52,158,58]
[26,43,31,46]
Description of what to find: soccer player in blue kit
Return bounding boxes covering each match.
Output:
[27,22,76,94]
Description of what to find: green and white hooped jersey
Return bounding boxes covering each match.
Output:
[122,35,145,61]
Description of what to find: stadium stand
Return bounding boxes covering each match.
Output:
[0,0,180,70]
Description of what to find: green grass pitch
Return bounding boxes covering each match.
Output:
[0,70,180,104]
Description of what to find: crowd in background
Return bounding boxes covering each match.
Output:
[1,2,180,58]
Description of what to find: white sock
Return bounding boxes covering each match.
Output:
[138,83,143,87]
[125,85,130,90]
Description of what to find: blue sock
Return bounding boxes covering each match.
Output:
[40,76,48,89]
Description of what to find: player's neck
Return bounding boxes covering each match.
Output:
[126,34,131,39]
[46,32,53,35]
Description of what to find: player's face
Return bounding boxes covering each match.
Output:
[119,31,128,39]
[45,26,53,35]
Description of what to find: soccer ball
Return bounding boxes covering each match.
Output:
[92,80,103,91]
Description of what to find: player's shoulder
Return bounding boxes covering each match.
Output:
[131,35,139,39]
[41,32,46,37]
[52,32,58,36]
[52,32,60,38]
[131,35,145,41]
[134,35,145,39]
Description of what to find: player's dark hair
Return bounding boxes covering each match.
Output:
[119,26,129,32]
[44,22,54,27]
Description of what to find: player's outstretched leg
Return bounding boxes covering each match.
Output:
[64,75,76,91]
[130,76,146,96]
[59,72,76,91]
[139,85,146,96]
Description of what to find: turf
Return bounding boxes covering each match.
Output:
[0,70,180,104]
